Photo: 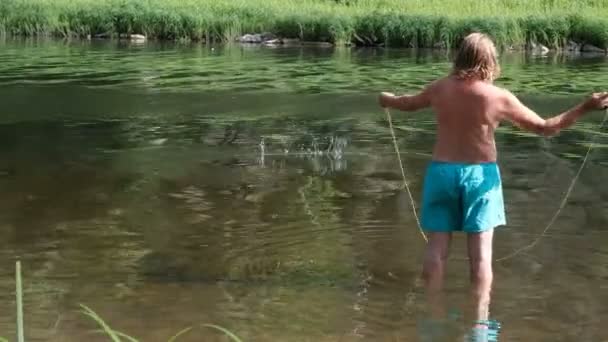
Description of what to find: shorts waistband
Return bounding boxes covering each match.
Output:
[429,160,498,167]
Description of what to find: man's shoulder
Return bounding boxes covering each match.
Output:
[423,77,450,93]
[480,82,513,100]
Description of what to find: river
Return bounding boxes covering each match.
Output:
[0,38,607,341]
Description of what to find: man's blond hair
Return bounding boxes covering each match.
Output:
[452,33,501,82]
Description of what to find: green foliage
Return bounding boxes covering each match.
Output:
[1,0,608,48]
[80,304,124,342]
[167,327,193,342]
[202,324,244,342]
[80,304,243,342]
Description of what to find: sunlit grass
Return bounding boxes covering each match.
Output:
[80,304,243,342]
[1,0,608,48]
[80,304,124,342]
[7,260,243,342]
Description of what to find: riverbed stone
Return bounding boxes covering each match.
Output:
[260,32,277,41]
[281,38,301,45]
[118,33,147,41]
[581,44,605,53]
[93,33,110,39]
[566,40,581,52]
[528,41,549,55]
[433,41,447,49]
[239,34,263,43]
[263,39,283,46]
[130,34,147,41]
[301,41,333,47]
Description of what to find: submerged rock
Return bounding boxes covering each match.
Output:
[566,40,581,52]
[239,33,263,43]
[528,41,549,55]
[433,41,447,49]
[239,33,275,43]
[129,34,147,41]
[238,34,329,47]
[301,41,333,47]
[263,38,282,45]
[281,38,301,45]
[581,44,605,53]
[93,33,110,39]
[119,33,147,41]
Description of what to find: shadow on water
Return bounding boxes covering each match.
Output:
[0,39,608,341]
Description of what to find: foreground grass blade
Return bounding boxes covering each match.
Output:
[113,330,139,342]
[0,337,8,342]
[79,304,121,342]
[203,324,243,342]
[168,327,193,342]
[93,329,139,342]
[16,261,24,342]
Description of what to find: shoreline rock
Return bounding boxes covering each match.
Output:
[119,33,147,41]
[21,31,608,54]
[527,41,550,55]
[238,33,333,47]
[238,32,276,44]
[581,43,605,53]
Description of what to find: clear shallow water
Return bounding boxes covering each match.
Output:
[1,39,608,341]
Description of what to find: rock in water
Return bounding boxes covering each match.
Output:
[566,40,581,52]
[119,33,147,41]
[239,34,262,43]
[528,41,549,55]
[130,34,147,41]
[581,44,605,53]
[281,38,301,46]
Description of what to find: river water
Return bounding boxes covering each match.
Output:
[0,39,608,341]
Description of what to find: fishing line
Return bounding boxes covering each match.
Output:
[385,107,428,243]
[496,108,608,261]
[385,107,608,262]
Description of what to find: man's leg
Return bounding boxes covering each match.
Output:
[466,229,494,326]
[422,232,452,319]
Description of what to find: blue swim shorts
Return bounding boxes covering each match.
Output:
[420,161,506,233]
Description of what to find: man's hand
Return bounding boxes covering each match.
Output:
[379,92,395,108]
[583,92,608,111]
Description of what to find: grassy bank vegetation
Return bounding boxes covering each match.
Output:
[1,0,607,49]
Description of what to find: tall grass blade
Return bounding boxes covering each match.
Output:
[79,304,121,342]
[2,0,608,49]
[202,324,243,342]
[16,261,24,342]
[93,329,139,342]
[168,326,193,342]
[113,330,139,342]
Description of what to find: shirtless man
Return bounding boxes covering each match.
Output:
[378,32,608,336]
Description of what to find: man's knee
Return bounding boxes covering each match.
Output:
[470,259,493,285]
[423,252,447,279]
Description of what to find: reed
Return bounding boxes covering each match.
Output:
[7,261,243,342]
[16,261,24,342]
[1,0,607,49]
[79,304,244,342]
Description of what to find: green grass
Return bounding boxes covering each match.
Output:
[79,303,244,342]
[7,260,243,342]
[1,0,608,49]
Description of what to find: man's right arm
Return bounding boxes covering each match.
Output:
[498,90,608,137]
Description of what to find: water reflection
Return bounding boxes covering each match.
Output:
[0,40,608,341]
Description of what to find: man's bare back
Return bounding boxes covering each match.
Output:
[423,76,502,163]
[377,32,608,337]
[380,75,608,163]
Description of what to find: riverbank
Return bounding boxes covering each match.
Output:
[1,0,607,51]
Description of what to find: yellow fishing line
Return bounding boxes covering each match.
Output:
[385,107,608,261]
